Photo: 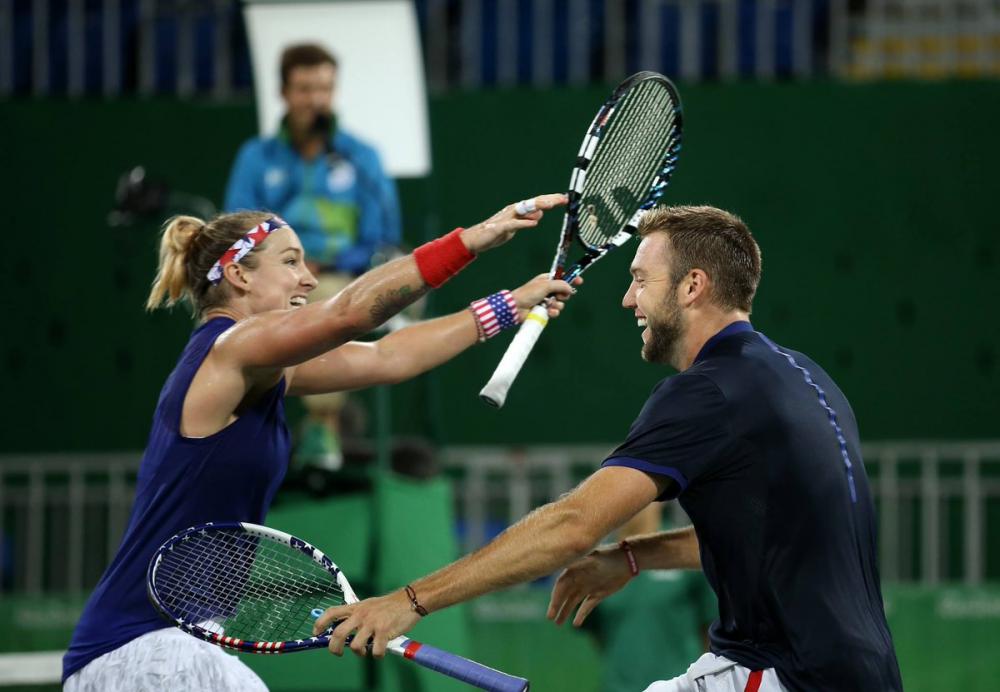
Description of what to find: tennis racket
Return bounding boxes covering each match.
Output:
[479,71,683,407]
[147,522,528,692]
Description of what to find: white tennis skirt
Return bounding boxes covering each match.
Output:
[643,652,788,692]
[64,627,268,692]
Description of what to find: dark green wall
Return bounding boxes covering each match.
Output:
[3,82,998,452]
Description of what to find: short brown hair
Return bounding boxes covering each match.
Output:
[638,205,762,313]
[280,43,338,87]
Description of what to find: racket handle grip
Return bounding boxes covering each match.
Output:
[479,304,549,408]
[404,639,529,692]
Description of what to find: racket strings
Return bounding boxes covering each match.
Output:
[602,96,678,200]
[584,84,678,237]
[599,80,679,180]
[597,82,674,182]
[577,80,680,249]
[153,529,346,643]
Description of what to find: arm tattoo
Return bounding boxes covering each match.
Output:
[369,284,427,325]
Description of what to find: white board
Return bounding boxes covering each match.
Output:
[243,0,431,177]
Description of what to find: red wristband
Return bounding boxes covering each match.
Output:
[414,227,475,288]
[619,539,639,577]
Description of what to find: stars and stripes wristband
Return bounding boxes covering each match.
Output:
[469,290,521,342]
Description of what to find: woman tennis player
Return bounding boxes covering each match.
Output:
[62,194,576,691]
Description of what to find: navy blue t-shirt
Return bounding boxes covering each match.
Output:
[63,318,290,681]
[604,322,902,691]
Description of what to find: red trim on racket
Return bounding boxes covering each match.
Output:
[403,640,423,659]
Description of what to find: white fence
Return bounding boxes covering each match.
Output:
[441,441,1000,585]
[0,453,140,595]
[0,441,997,594]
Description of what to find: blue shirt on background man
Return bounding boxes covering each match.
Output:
[224,122,401,275]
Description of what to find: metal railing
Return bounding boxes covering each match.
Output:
[0,453,140,595]
[441,441,1000,585]
[4,0,245,98]
[844,0,1000,79]
[0,441,997,594]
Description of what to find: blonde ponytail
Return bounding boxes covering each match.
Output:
[145,210,275,317]
[146,215,205,311]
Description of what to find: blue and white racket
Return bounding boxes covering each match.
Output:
[147,522,528,692]
[480,71,683,407]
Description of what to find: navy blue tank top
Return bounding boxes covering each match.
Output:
[63,317,290,681]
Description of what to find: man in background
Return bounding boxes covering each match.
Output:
[225,43,401,472]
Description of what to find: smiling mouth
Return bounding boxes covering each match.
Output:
[290,296,307,307]
[634,317,647,344]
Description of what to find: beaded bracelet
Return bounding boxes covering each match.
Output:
[404,584,429,616]
[469,290,521,342]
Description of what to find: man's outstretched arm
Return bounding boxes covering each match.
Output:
[313,465,667,657]
[547,524,701,627]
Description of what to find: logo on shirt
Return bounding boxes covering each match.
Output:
[264,167,286,188]
[327,160,357,193]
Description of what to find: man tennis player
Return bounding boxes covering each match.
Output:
[316,205,903,691]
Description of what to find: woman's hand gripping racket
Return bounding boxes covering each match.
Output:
[147,522,529,692]
[479,71,683,407]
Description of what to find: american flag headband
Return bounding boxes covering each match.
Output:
[206,216,289,285]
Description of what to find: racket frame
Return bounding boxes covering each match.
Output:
[147,521,356,655]
[147,522,530,692]
[552,70,683,284]
[479,71,682,408]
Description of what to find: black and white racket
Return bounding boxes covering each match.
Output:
[147,522,528,692]
[479,71,683,407]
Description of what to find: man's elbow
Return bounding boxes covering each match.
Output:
[563,530,599,558]
[553,507,604,557]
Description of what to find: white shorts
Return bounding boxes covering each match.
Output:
[643,652,787,692]
[64,627,268,692]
